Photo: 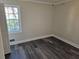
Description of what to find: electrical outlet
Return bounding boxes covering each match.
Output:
[10,39,15,42]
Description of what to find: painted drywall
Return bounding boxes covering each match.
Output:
[53,0,79,45]
[6,1,54,42]
[0,3,5,59]
[0,29,5,59]
[0,4,10,54]
[0,0,5,3]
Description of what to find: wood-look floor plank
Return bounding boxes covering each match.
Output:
[6,37,79,59]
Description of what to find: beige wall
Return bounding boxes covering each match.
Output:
[53,0,79,44]
[0,3,5,59]
[0,29,5,59]
[0,3,10,54]
[8,1,54,41]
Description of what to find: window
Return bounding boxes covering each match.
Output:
[5,6,21,33]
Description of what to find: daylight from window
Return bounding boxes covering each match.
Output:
[5,6,21,33]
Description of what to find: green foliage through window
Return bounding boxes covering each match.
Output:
[5,6,21,33]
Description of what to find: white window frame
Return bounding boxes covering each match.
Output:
[4,5,22,33]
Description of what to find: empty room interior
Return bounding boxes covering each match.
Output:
[0,0,79,59]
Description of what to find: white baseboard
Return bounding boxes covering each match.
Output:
[52,34,79,49]
[10,34,79,49]
[10,34,53,45]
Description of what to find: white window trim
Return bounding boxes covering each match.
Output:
[4,5,22,33]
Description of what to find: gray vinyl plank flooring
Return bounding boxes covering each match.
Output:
[6,37,79,59]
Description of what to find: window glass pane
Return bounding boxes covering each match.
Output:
[7,7,13,13]
[5,7,8,13]
[8,14,16,19]
[5,14,9,19]
[15,14,19,19]
[7,19,20,32]
[13,7,18,13]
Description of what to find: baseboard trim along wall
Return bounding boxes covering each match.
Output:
[52,34,79,49]
[10,35,53,45]
[10,34,79,49]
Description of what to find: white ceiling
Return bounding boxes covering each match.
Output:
[20,0,72,5]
